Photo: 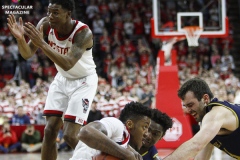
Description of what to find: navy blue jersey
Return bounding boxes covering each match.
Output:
[206,98,240,159]
[141,145,159,160]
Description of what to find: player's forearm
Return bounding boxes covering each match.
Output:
[40,43,73,71]
[194,143,214,160]
[16,38,34,59]
[78,127,133,159]
[163,141,201,160]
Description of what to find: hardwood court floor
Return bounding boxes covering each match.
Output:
[0,149,236,160]
[0,151,72,160]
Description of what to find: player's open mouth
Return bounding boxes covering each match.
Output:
[142,139,149,145]
[192,113,197,119]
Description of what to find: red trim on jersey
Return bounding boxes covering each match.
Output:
[43,110,63,115]
[72,25,89,43]
[54,20,79,41]
[122,131,130,145]
[64,115,76,120]
[117,130,130,145]
[64,115,87,125]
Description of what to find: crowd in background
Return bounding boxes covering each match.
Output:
[0,0,239,154]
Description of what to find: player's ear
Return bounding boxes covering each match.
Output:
[201,94,209,105]
[126,120,134,129]
[67,11,71,18]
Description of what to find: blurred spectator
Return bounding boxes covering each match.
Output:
[123,17,134,38]
[29,56,41,87]
[0,115,9,125]
[120,39,136,56]
[0,40,5,56]
[112,13,123,32]
[116,90,136,111]
[200,55,212,71]
[99,29,111,60]
[7,40,18,64]
[138,47,151,67]
[196,43,210,59]
[10,106,30,125]
[210,50,221,67]
[92,14,105,36]
[21,124,42,152]
[1,47,15,75]
[99,93,118,117]
[87,100,103,123]
[143,17,151,40]
[221,49,235,72]
[140,84,154,108]
[226,92,235,103]
[234,89,240,104]
[35,107,46,125]
[0,122,21,153]
[108,0,119,14]
[56,129,70,151]
[85,0,99,27]
[133,12,144,35]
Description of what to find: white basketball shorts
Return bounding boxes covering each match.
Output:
[43,73,98,125]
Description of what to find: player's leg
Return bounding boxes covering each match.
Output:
[62,121,81,149]
[41,116,63,160]
[63,73,98,149]
[41,74,68,160]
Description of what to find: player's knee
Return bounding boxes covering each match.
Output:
[63,133,76,145]
[76,126,87,140]
[44,126,59,140]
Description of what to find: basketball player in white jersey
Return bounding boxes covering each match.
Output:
[7,0,98,160]
[70,102,152,160]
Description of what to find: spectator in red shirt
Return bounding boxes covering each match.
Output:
[0,122,21,153]
[99,29,111,56]
[133,12,144,35]
[120,39,136,56]
[139,48,151,67]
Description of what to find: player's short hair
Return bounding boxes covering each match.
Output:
[49,0,75,12]
[178,77,214,101]
[151,109,173,136]
[119,102,152,123]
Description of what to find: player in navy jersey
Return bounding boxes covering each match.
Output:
[139,109,173,160]
[7,0,98,160]
[164,77,240,160]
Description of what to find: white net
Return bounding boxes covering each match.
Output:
[182,26,203,47]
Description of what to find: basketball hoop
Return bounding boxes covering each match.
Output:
[182,26,203,47]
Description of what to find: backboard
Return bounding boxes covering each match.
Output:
[151,0,228,39]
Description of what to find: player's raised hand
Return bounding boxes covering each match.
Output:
[24,22,44,48]
[7,14,24,40]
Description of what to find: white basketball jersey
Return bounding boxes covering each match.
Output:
[47,20,96,79]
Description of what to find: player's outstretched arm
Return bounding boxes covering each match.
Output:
[163,109,224,160]
[78,121,140,160]
[194,143,214,160]
[7,14,46,59]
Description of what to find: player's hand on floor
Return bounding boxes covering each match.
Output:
[7,14,24,40]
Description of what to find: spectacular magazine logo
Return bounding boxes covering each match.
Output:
[12,0,20,3]
[2,0,33,14]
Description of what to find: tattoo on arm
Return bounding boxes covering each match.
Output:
[71,44,83,59]
[69,28,93,60]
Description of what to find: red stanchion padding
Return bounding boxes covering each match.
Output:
[155,50,193,149]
